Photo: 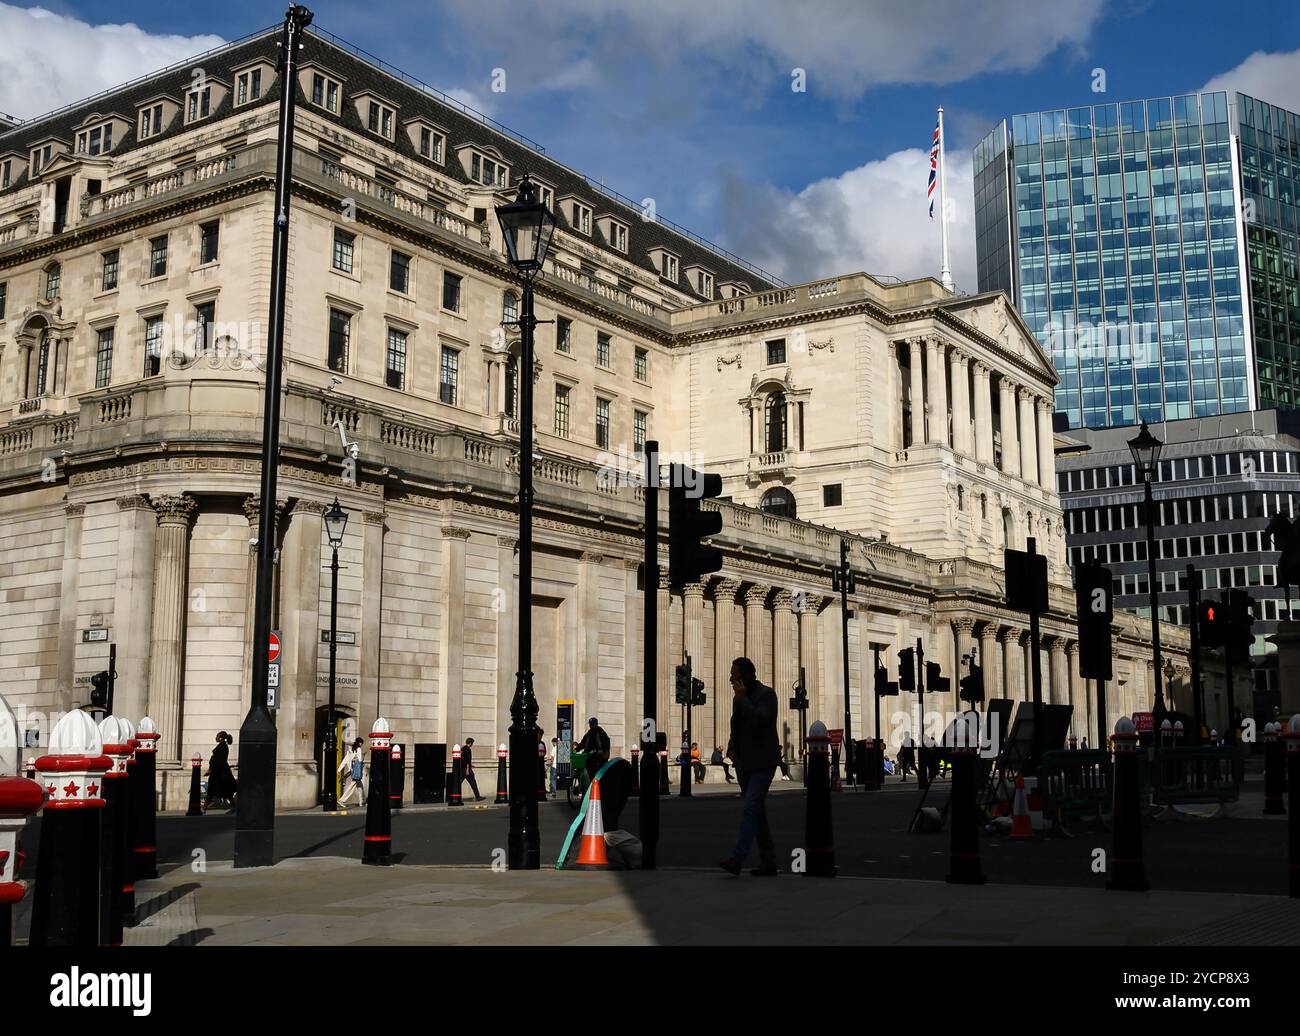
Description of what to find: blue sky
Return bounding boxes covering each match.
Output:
[3,1,1299,288]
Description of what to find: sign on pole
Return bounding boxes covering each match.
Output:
[267,629,282,710]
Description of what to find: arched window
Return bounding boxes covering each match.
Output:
[502,291,519,325]
[44,263,60,302]
[760,486,796,519]
[764,391,787,452]
[1002,507,1016,548]
[36,330,51,395]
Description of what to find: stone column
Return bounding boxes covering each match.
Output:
[1067,641,1084,739]
[772,590,798,760]
[998,378,1020,477]
[682,580,706,756]
[56,503,85,714]
[277,498,324,771]
[1018,388,1038,486]
[438,526,471,745]
[711,578,740,753]
[999,626,1023,702]
[1036,397,1055,490]
[622,559,640,754]
[950,351,972,456]
[1048,636,1068,707]
[936,619,958,712]
[743,584,770,688]
[240,495,287,702]
[578,552,605,728]
[797,593,823,727]
[907,339,925,447]
[952,618,975,705]
[496,535,519,745]
[926,337,948,446]
[146,494,196,767]
[358,511,386,740]
[973,362,994,464]
[113,496,157,727]
[979,621,1001,702]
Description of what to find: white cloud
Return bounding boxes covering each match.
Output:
[1199,48,1300,111]
[718,147,977,291]
[0,4,224,121]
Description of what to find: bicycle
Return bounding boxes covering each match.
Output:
[567,749,591,809]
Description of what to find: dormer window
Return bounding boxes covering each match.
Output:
[720,281,750,299]
[698,270,713,297]
[470,152,507,187]
[236,68,263,106]
[76,124,114,156]
[660,253,678,281]
[367,101,394,139]
[139,103,166,140]
[598,216,629,253]
[186,86,212,123]
[311,73,341,114]
[419,126,444,162]
[1,160,10,189]
[537,182,554,210]
[29,144,52,177]
[569,200,592,235]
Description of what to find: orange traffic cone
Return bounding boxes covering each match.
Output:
[1010,773,1034,840]
[574,777,608,868]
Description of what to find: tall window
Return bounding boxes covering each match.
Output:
[439,347,459,405]
[765,391,787,452]
[390,251,410,293]
[766,338,786,365]
[332,229,355,273]
[502,292,518,324]
[0,281,6,320]
[199,221,219,264]
[596,332,611,368]
[193,302,216,354]
[327,309,350,372]
[385,328,407,390]
[633,410,647,454]
[442,271,462,312]
[35,332,50,394]
[44,263,60,301]
[148,236,168,278]
[595,397,611,449]
[144,316,164,377]
[101,250,119,291]
[634,347,648,381]
[554,384,570,437]
[95,327,114,388]
[505,353,519,417]
[556,316,572,353]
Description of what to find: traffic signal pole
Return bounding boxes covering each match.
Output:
[1187,564,1204,744]
[831,540,856,784]
[916,637,927,791]
[1223,593,1237,747]
[1027,537,1044,768]
[641,442,660,869]
[107,643,116,716]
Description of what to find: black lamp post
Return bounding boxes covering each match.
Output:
[1129,421,1168,728]
[831,539,856,784]
[496,175,556,869]
[321,497,347,812]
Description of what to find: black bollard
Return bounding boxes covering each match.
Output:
[1264,723,1285,816]
[362,719,393,866]
[0,773,44,948]
[1107,718,1149,892]
[448,744,463,807]
[494,744,508,804]
[804,722,836,877]
[131,716,159,882]
[97,717,133,947]
[29,710,111,947]
[390,743,405,811]
[120,727,138,925]
[1287,716,1300,898]
[630,746,640,795]
[659,750,670,796]
[185,753,204,816]
[945,716,986,885]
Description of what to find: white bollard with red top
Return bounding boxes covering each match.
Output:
[1,692,44,947]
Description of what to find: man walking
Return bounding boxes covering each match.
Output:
[462,737,484,802]
[720,656,780,877]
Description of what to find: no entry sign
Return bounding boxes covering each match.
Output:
[268,631,281,663]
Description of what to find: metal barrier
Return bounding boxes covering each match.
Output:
[1150,745,1244,806]
[1039,749,1111,824]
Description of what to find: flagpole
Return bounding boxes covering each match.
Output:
[938,106,954,292]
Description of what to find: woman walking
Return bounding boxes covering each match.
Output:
[338,737,366,807]
[202,731,237,812]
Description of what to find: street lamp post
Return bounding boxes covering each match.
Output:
[321,498,348,812]
[1129,422,1168,728]
[496,175,556,870]
[235,2,313,868]
[831,539,856,784]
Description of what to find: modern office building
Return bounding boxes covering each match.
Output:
[975,91,1300,427]
[1056,409,1300,725]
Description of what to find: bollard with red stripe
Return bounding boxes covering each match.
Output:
[29,710,112,946]
[1287,714,1299,898]
[389,743,405,811]
[186,753,204,817]
[494,744,508,804]
[1106,716,1149,892]
[630,745,640,795]
[97,716,134,947]
[1,692,45,948]
[362,718,393,866]
[804,721,836,877]
[448,743,463,807]
[1263,722,1285,816]
[131,716,160,882]
[945,714,986,885]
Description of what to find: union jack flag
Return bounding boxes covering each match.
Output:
[928,118,940,219]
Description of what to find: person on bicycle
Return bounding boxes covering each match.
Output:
[575,717,610,780]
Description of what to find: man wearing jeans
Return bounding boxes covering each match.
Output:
[720,656,781,877]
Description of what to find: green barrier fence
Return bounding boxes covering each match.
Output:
[1149,745,1244,806]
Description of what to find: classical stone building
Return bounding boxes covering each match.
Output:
[0,27,1188,804]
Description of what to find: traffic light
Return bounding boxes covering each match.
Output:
[691,678,706,707]
[674,662,691,705]
[898,648,915,691]
[873,664,899,697]
[789,680,808,713]
[960,664,985,704]
[89,670,110,709]
[1074,561,1114,681]
[925,661,949,696]
[1198,600,1223,649]
[1228,589,1255,660]
[668,464,724,591]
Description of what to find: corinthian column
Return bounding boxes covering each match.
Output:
[1048,636,1068,707]
[711,578,740,752]
[979,622,1001,701]
[973,362,994,463]
[907,339,925,448]
[951,351,972,455]
[926,337,948,446]
[1036,397,1055,490]
[797,592,823,724]
[999,379,1020,477]
[147,494,196,766]
[1018,388,1039,486]
[999,625,1023,702]
[772,589,798,761]
[743,584,770,686]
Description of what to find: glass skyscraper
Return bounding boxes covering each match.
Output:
[975,92,1299,430]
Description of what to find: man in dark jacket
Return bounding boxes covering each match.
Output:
[720,656,780,876]
[576,717,610,781]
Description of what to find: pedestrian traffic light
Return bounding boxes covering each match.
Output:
[674,662,691,705]
[1198,600,1223,649]
[89,670,110,709]
[898,648,915,691]
[1228,589,1255,660]
[925,661,949,695]
[691,677,706,707]
[789,679,808,713]
[668,464,724,591]
[959,664,984,704]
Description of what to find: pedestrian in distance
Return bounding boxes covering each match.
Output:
[719,656,780,877]
[898,735,916,782]
[202,731,237,812]
[690,742,706,782]
[549,737,559,797]
[461,737,484,801]
[711,745,734,782]
[338,737,366,807]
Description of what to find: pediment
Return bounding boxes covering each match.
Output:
[942,291,1058,386]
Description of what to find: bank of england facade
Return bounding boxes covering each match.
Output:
[0,28,1188,805]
